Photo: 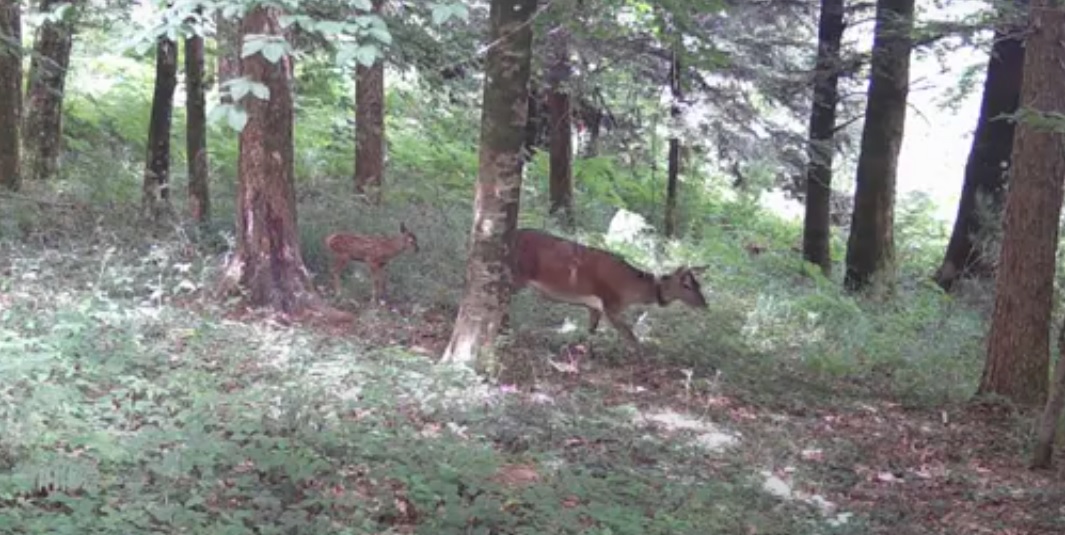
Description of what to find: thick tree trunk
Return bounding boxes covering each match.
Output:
[220,4,316,314]
[547,26,573,228]
[0,0,21,191]
[664,46,682,238]
[441,0,535,370]
[1032,315,1065,469]
[843,0,914,293]
[583,105,602,158]
[977,0,1065,408]
[186,23,209,224]
[216,11,240,103]
[523,84,541,162]
[354,0,385,203]
[142,35,177,221]
[934,9,1026,291]
[23,0,74,182]
[801,0,844,276]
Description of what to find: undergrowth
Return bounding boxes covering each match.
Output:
[0,43,1000,533]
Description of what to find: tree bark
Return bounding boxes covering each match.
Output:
[934,7,1026,291]
[186,20,209,224]
[142,34,177,221]
[441,0,536,370]
[547,25,573,229]
[216,10,240,103]
[523,84,541,162]
[354,0,385,203]
[0,0,21,191]
[23,0,74,182]
[664,45,682,238]
[978,0,1065,408]
[802,0,845,276]
[219,4,317,314]
[1032,315,1065,469]
[843,0,914,293]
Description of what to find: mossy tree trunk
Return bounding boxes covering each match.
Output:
[801,0,844,276]
[1032,314,1065,468]
[23,0,74,182]
[186,15,209,224]
[843,0,914,294]
[354,0,385,203]
[547,25,573,228]
[978,0,1065,408]
[220,4,317,314]
[0,0,21,191]
[142,34,177,221]
[934,3,1026,291]
[664,44,682,238]
[441,0,536,371]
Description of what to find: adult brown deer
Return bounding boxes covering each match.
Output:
[512,228,708,351]
[324,223,419,303]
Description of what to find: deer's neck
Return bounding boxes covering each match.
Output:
[620,270,667,308]
[653,277,667,306]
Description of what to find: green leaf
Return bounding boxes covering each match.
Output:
[262,42,286,64]
[431,3,468,25]
[227,107,248,132]
[353,44,379,67]
[368,27,392,45]
[241,35,268,58]
[206,104,229,125]
[431,5,449,25]
[316,20,346,35]
[249,82,270,100]
[228,78,252,101]
[352,0,373,11]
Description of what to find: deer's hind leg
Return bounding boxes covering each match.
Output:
[330,256,349,296]
[368,262,387,304]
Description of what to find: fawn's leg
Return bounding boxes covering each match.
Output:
[369,262,386,304]
[330,256,348,295]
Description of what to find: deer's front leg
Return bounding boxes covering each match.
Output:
[369,263,386,304]
[330,257,348,295]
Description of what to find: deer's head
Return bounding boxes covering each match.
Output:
[658,266,708,308]
[400,223,419,252]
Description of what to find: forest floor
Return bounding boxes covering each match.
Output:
[331,303,1065,535]
[1,206,1064,534]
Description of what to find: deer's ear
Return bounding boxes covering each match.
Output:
[400,222,408,233]
[689,265,709,275]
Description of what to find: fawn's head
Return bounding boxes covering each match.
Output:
[657,266,708,308]
[399,223,419,252]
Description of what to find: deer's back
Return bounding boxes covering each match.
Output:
[326,233,395,262]
[513,229,654,308]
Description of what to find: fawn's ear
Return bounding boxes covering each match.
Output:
[400,222,409,233]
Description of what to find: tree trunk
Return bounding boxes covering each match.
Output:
[547,26,573,228]
[582,101,602,158]
[186,21,209,224]
[0,0,21,191]
[1031,315,1065,469]
[934,8,1026,291]
[977,0,1065,408]
[142,35,177,221]
[220,4,316,314]
[801,0,844,276]
[216,10,240,103]
[843,0,914,293]
[441,0,535,370]
[23,0,74,182]
[664,46,682,238]
[522,84,541,162]
[353,0,385,203]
